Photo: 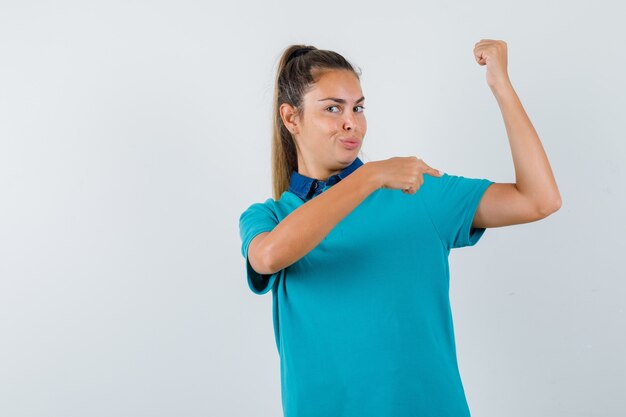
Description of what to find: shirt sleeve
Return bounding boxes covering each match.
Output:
[238,199,284,295]
[418,172,495,250]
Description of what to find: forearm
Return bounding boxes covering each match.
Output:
[491,78,562,212]
[264,163,379,273]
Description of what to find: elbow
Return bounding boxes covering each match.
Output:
[249,238,279,275]
[537,195,562,218]
[264,243,293,275]
[263,254,279,275]
[262,243,282,275]
[251,254,278,276]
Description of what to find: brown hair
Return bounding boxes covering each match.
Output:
[271,45,362,201]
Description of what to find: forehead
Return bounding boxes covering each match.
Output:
[306,69,363,100]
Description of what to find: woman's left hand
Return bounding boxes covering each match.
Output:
[473,39,510,89]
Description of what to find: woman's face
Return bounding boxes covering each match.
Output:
[283,69,367,179]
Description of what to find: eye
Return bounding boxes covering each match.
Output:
[326,105,340,113]
[354,105,365,113]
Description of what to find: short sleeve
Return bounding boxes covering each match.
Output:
[238,200,284,295]
[418,172,494,250]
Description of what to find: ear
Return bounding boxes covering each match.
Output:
[279,103,300,135]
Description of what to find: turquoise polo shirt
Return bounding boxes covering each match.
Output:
[239,157,494,417]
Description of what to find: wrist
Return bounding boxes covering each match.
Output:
[360,162,382,191]
[489,77,513,94]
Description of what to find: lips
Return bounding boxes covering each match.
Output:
[340,138,360,145]
[339,138,360,150]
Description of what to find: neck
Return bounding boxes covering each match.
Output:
[297,157,345,181]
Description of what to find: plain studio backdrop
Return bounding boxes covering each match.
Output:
[1,1,624,416]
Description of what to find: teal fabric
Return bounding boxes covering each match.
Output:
[239,171,494,417]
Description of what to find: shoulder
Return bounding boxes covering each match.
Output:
[239,191,299,224]
[239,197,277,222]
[421,172,493,192]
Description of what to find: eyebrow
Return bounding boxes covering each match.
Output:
[317,96,365,104]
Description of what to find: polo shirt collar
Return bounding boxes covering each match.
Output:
[288,157,364,201]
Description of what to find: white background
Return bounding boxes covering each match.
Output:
[1,1,624,416]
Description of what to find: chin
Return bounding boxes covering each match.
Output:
[338,153,358,164]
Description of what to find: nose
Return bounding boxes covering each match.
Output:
[343,112,356,131]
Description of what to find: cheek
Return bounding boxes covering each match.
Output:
[322,119,340,134]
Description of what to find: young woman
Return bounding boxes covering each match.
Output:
[239,41,561,417]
